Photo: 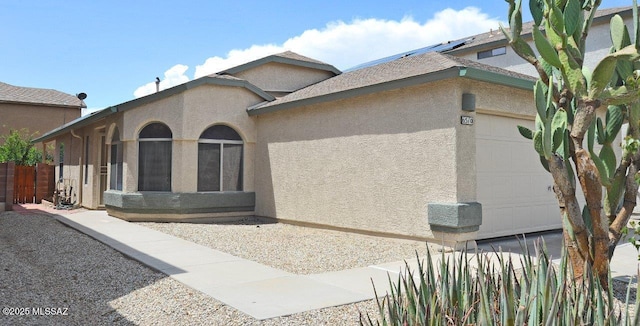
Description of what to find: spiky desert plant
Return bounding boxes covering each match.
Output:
[506,0,640,285]
[360,241,640,325]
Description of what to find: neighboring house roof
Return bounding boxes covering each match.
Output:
[0,82,85,108]
[218,51,341,76]
[445,6,632,56]
[34,74,274,143]
[248,52,535,116]
[345,39,470,72]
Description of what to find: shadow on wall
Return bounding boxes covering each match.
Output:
[254,143,278,218]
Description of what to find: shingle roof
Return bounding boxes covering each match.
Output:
[283,5,630,116]
[218,51,341,75]
[445,6,633,55]
[34,73,274,143]
[205,73,245,81]
[0,82,84,108]
[249,51,534,114]
[271,51,332,66]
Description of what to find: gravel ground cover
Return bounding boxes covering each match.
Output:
[138,217,435,274]
[0,211,381,325]
[2,210,637,325]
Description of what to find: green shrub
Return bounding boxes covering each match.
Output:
[0,129,44,166]
[360,240,639,325]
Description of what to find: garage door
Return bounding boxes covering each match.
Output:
[475,114,561,239]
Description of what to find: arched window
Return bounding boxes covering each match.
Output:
[198,125,243,191]
[110,127,123,191]
[138,123,172,191]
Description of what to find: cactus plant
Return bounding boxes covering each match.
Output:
[507,0,640,286]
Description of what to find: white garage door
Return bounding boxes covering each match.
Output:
[475,114,561,239]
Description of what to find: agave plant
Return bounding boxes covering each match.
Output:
[360,240,639,325]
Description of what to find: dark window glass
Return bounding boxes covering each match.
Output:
[198,125,243,191]
[197,143,221,191]
[59,143,64,181]
[139,123,172,139]
[477,47,506,59]
[110,143,123,191]
[110,128,123,191]
[492,47,506,56]
[84,136,89,185]
[138,123,172,191]
[223,143,243,191]
[200,125,242,140]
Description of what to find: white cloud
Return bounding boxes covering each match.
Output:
[195,7,501,75]
[134,7,502,97]
[82,107,105,116]
[194,44,284,79]
[133,64,190,98]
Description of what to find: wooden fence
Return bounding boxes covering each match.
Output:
[0,163,55,208]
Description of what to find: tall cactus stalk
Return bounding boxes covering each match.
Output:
[506,0,640,286]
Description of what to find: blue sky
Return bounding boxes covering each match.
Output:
[0,1,633,113]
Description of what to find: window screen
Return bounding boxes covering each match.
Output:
[198,125,243,191]
[138,123,172,191]
[110,128,123,191]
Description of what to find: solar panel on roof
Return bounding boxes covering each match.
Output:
[344,39,469,72]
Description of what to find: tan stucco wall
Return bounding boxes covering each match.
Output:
[462,80,535,119]
[0,103,80,151]
[121,84,262,193]
[254,80,466,239]
[232,62,335,93]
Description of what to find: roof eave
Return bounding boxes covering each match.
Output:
[0,99,84,109]
[459,67,535,91]
[248,66,535,116]
[220,55,341,76]
[115,76,274,114]
[33,106,118,143]
[34,75,274,143]
[248,67,462,116]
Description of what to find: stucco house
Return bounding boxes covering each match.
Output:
[0,82,84,151]
[33,6,631,245]
[33,50,546,246]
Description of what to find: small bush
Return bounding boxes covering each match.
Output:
[360,240,639,325]
[0,129,44,166]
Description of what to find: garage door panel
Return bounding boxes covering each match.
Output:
[479,206,513,235]
[476,175,494,202]
[493,175,515,204]
[476,114,557,239]
[475,139,494,172]
[512,175,532,199]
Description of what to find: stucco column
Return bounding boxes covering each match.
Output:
[122,140,136,192]
[173,139,198,192]
[428,92,481,237]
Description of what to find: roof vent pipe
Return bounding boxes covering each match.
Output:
[155,77,160,93]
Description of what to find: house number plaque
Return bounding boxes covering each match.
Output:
[460,116,474,125]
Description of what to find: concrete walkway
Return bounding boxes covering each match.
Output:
[51,210,410,320]
[48,209,639,320]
